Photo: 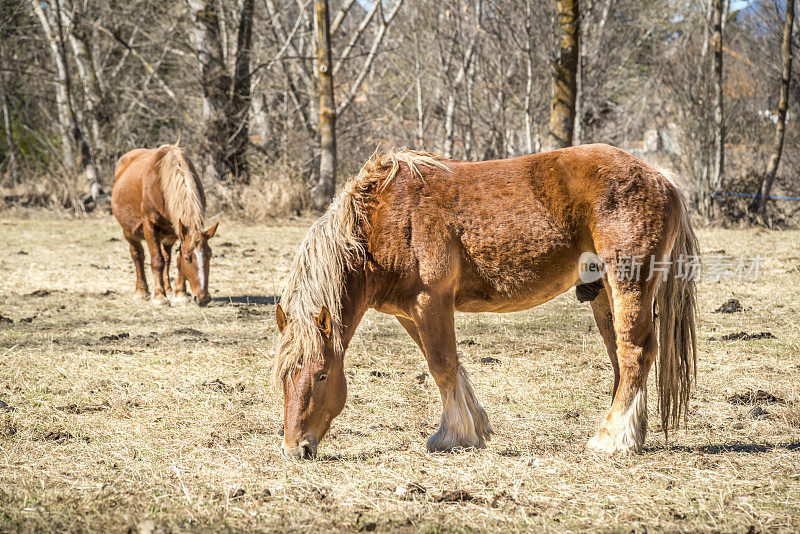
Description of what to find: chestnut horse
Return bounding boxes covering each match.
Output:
[274,144,698,459]
[111,144,218,306]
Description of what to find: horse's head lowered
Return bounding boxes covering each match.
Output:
[275,304,346,460]
[177,220,218,306]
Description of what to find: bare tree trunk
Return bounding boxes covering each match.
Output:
[54,0,100,202]
[573,35,584,144]
[701,0,713,60]
[311,0,336,210]
[31,0,100,202]
[332,0,379,77]
[443,38,477,157]
[68,32,103,147]
[464,59,476,159]
[755,0,794,218]
[0,46,20,184]
[60,0,104,149]
[524,0,534,153]
[574,0,589,145]
[230,0,254,182]
[414,31,424,148]
[29,0,76,173]
[189,0,228,182]
[547,0,580,150]
[708,0,727,218]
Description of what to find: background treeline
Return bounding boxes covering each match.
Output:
[0,0,797,225]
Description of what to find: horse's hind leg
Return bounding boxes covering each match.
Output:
[590,285,620,401]
[127,238,149,299]
[588,276,658,455]
[410,293,493,452]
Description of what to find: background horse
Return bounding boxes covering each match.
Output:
[111,144,218,306]
[274,144,698,459]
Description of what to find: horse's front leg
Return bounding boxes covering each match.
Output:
[410,293,493,452]
[160,242,173,296]
[143,225,168,306]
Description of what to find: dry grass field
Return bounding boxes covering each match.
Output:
[0,217,799,533]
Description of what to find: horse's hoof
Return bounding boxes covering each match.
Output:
[170,292,190,305]
[426,428,484,453]
[587,432,614,454]
[135,291,149,300]
[587,429,637,455]
[151,296,169,307]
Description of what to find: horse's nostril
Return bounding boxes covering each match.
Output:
[298,440,316,460]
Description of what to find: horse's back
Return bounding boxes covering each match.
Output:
[431,143,681,254]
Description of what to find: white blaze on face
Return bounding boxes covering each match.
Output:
[195,249,205,289]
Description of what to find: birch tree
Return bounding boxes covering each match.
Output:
[0,45,20,184]
[29,0,100,203]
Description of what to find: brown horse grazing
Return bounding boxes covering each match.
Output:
[111,144,218,306]
[274,144,698,459]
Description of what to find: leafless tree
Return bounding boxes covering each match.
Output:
[188,0,254,183]
[0,45,19,184]
[754,0,795,219]
[547,0,580,149]
[709,0,729,217]
[311,0,336,209]
[1,0,798,223]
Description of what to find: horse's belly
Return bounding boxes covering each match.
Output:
[453,245,583,313]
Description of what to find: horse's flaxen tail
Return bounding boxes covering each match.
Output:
[656,178,699,438]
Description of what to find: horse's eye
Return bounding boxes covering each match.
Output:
[317,373,327,382]
[186,254,193,263]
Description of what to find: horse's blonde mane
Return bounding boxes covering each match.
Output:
[274,149,450,385]
[157,144,205,232]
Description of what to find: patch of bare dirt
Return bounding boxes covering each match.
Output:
[726,390,787,406]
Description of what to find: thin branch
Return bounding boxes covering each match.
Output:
[92,22,178,103]
[336,0,405,117]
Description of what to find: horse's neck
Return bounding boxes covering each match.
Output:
[338,270,370,351]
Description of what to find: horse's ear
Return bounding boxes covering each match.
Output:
[204,221,219,239]
[315,306,332,339]
[276,304,287,333]
[177,220,187,241]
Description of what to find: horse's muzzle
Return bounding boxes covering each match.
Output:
[281,437,317,460]
[197,292,211,307]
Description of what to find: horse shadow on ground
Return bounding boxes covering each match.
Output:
[315,449,388,462]
[648,441,800,454]
[212,295,279,306]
